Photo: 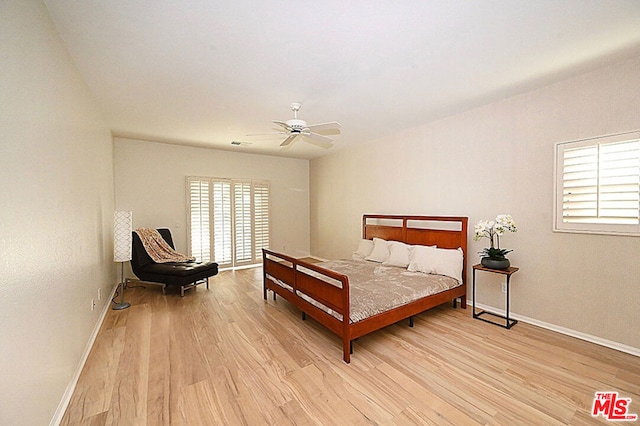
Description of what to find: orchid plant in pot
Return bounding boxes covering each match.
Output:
[474,214,517,270]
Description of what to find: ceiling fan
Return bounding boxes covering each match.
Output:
[251,103,341,149]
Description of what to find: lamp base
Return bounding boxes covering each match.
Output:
[112,301,131,310]
[113,264,130,310]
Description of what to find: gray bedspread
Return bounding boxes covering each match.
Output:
[268,259,460,324]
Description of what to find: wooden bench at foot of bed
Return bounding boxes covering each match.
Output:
[262,215,468,363]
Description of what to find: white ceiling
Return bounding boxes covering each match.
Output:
[44,0,640,160]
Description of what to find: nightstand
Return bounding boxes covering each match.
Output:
[472,264,519,329]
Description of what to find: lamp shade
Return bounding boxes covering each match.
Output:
[114,211,133,262]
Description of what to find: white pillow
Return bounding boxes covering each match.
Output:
[365,238,390,263]
[383,241,411,268]
[353,239,374,259]
[408,245,464,283]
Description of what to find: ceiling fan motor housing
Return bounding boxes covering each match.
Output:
[286,118,308,132]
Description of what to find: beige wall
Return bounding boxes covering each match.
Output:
[310,56,640,351]
[114,138,310,261]
[0,1,115,424]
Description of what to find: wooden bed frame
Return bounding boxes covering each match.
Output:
[262,214,468,363]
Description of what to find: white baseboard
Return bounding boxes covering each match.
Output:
[469,300,640,357]
[49,284,118,426]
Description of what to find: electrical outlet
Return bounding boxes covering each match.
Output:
[97,288,102,300]
[91,299,96,311]
[501,283,507,293]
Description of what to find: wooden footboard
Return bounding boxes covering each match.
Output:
[263,249,353,362]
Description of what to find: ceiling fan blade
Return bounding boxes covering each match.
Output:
[302,132,333,149]
[246,131,287,137]
[273,120,291,131]
[280,133,299,147]
[307,121,341,135]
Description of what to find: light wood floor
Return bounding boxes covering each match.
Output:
[62,267,640,425]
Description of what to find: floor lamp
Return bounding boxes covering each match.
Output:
[113,211,132,310]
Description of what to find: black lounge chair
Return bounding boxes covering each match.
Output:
[129,228,218,296]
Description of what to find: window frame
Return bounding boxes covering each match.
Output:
[553,131,640,236]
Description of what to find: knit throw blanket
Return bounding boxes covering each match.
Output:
[134,228,195,263]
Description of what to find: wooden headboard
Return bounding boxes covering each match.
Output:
[362,214,469,280]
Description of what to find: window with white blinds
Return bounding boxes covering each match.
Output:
[188,179,211,262]
[213,180,232,265]
[554,131,640,235]
[187,177,270,268]
[253,182,270,260]
[234,180,253,266]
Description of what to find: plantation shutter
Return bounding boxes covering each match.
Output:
[233,180,253,265]
[562,145,599,223]
[187,178,211,262]
[253,181,270,260]
[598,141,640,223]
[556,132,640,235]
[212,179,232,267]
[188,177,270,267]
